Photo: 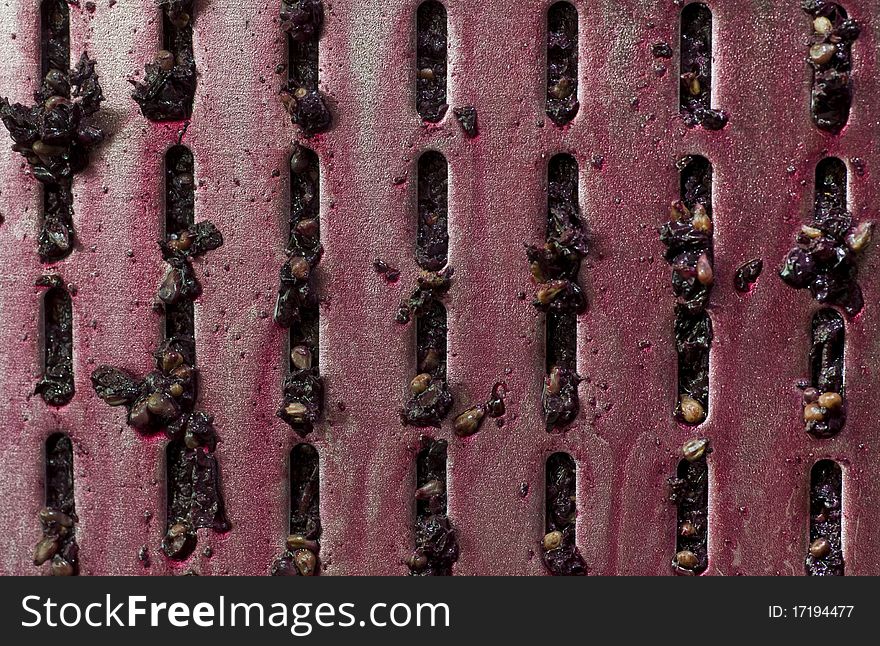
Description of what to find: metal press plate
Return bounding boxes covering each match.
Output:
[1,0,879,575]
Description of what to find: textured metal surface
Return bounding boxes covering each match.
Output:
[1,0,879,575]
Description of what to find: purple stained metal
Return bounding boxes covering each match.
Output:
[1,0,880,575]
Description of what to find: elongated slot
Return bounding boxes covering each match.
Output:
[803,3,858,133]
[805,309,845,437]
[36,433,79,575]
[417,151,449,271]
[402,299,452,428]
[661,155,714,426]
[815,157,848,221]
[163,0,195,58]
[277,146,324,436]
[45,433,75,519]
[37,286,74,407]
[806,460,844,576]
[671,456,709,575]
[272,443,322,576]
[539,154,585,430]
[780,157,865,316]
[159,145,230,560]
[290,444,321,537]
[679,4,726,130]
[132,1,197,120]
[164,146,196,362]
[288,146,321,373]
[546,2,579,125]
[401,152,453,428]
[416,1,448,122]
[280,1,331,135]
[409,438,458,575]
[417,301,447,381]
[40,0,70,87]
[288,4,319,93]
[165,439,230,561]
[542,452,586,575]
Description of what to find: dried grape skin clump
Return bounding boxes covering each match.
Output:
[278,366,324,437]
[779,162,871,317]
[453,106,478,137]
[0,53,104,262]
[131,0,197,121]
[659,182,714,316]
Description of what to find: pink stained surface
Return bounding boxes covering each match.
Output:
[0,0,879,576]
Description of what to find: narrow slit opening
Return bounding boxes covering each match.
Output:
[37,1,75,262]
[416,1,448,122]
[289,444,321,539]
[409,438,458,575]
[542,452,586,575]
[36,432,78,575]
[806,460,844,575]
[815,156,847,215]
[40,0,70,89]
[671,455,709,575]
[402,150,453,428]
[132,0,197,120]
[164,145,196,363]
[675,311,712,424]
[37,285,74,407]
[805,309,846,437]
[403,282,453,428]
[287,146,320,374]
[272,443,321,575]
[679,4,726,130]
[546,2,579,125]
[417,301,447,381]
[780,156,866,316]
[416,150,449,271]
[287,2,319,93]
[158,144,230,560]
[667,155,713,426]
[803,3,858,133]
[540,154,584,430]
[165,145,196,235]
[277,145,324,436]
[164,438,230,561]
[280,1,330,135]
[45,433,75,516]
[162,0,195,57]
[41,185,75,262]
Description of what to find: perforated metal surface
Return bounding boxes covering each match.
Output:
[1,0,880,575]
